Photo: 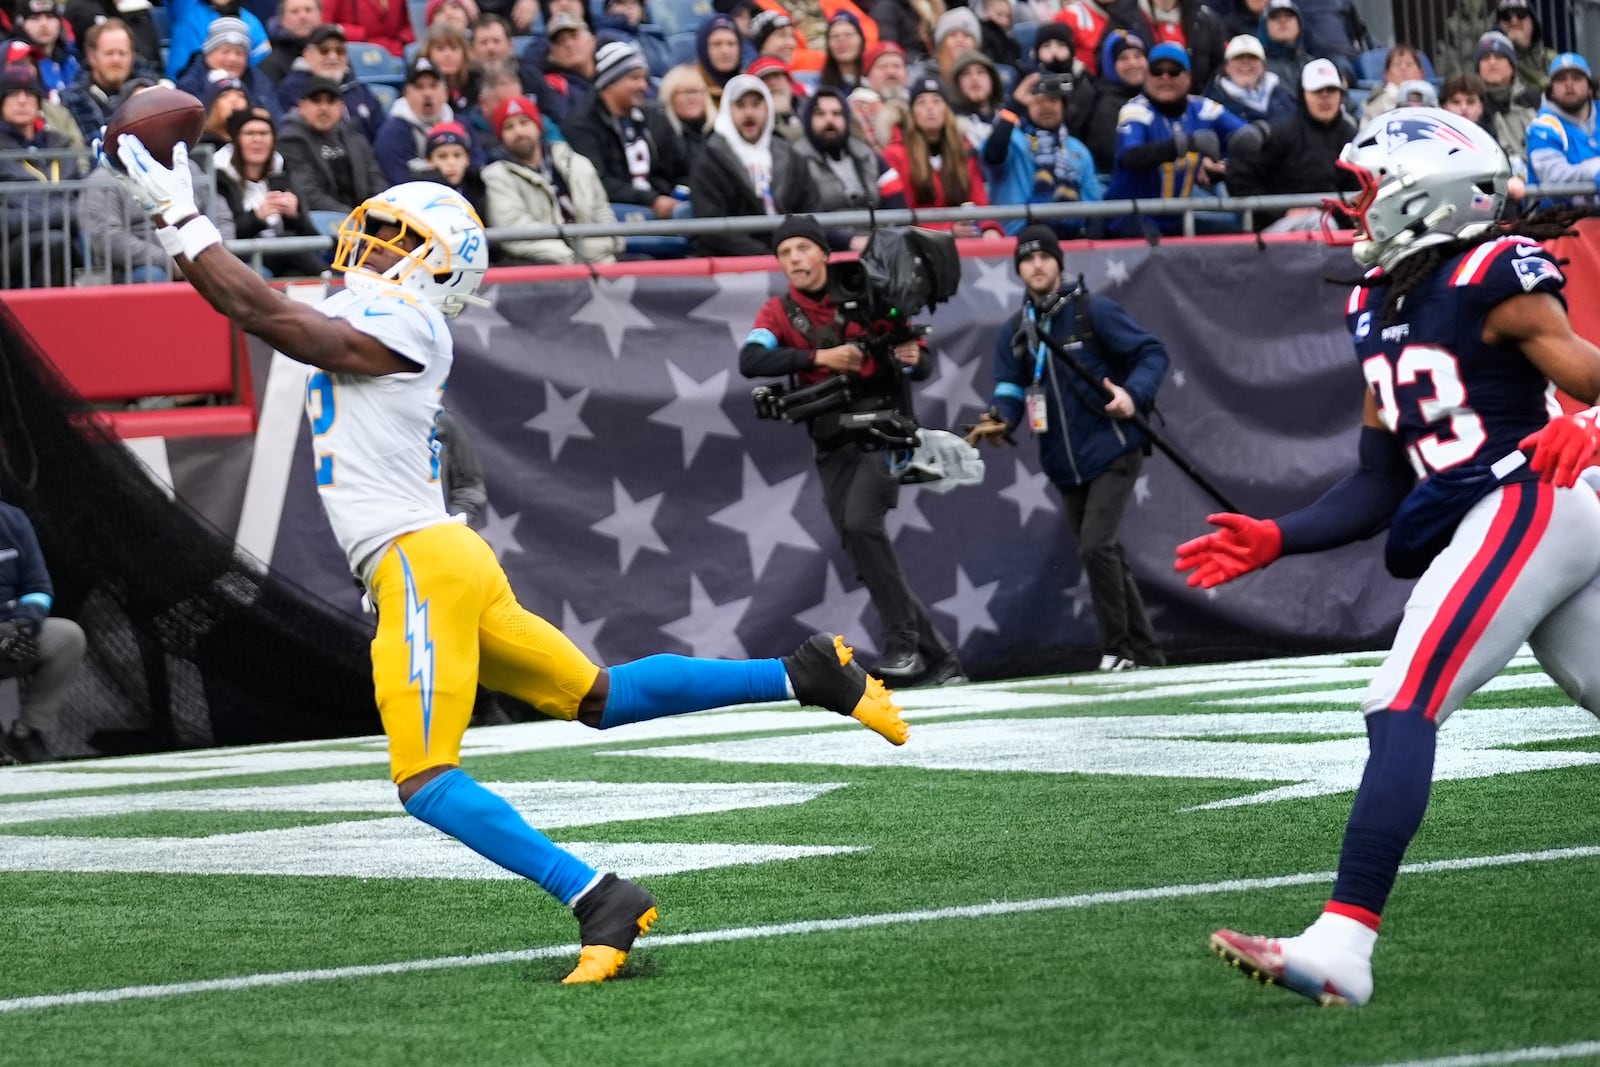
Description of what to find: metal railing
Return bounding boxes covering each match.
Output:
[5,180,1596,288]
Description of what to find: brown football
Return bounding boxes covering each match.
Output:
[103,86,206,172]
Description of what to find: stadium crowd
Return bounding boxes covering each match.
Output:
[0,0,1593,284]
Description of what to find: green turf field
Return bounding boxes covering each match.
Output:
[4,650,1600,1067]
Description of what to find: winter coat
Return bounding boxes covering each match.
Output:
[520,59,594,128]
[868,0,931,59]
[166,0,272,78]
[592,13,675,77]
[0,122,79,234]
[563,94,676,206]
[259,25,313,86]
[59,62,162,145]
[373,97,459,184]
[482,143,622,264]
[776,133,883,215]
[1204,70,1298,124]
[277,114,388,213]
[213,143,327,277]
[1224,103,1358,227]
[689,132,776,257]
[4,33,81,96]
[990,289,1168,487]
[78,160,236,279]
[646,102,707,187]
[175,51,284,115]
[1083,33,1145,172]
[0,503,53,631]
[322,0,415,56]
[1105,93,1246,234]
[980,112,1102,235]
[879,129,999,230]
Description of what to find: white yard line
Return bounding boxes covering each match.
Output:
[1352,1041,1600,1067]
[2,844,1597,1015]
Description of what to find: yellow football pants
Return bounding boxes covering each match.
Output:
[368,522,600,783]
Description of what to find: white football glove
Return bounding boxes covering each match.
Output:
[114,134,198,227]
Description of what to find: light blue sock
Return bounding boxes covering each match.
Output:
[600,654,790,729]
[403,768,597,904]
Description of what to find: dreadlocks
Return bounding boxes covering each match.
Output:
[1352,207,1594,325]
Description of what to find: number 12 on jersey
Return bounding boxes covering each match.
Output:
[1363,345,1487,478]
[307,370,336,487]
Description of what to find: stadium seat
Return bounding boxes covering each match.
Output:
[652,0,713,38]
[613,203,689,259]
[349,42,405,85]
[310,210,346,238]
[1012,20,1038,58]
[369,81,398,111]
[403,40,421,67]
[408,0,428,39]
[150,4,169,45]
[667,30,698,68]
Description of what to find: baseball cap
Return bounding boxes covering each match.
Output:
[862,40,904,74]
[491,94,541,138]
[545,11,585,38]
[1265,0,1299,16]
[1147,41,1190,71]
[406,55,442,83]
[1548,51,1595,81]
[1398,78,1437,106]
[22,0,61,17]
[424,121,470,156]
[307,24,347,47]
[1300,57,1342,92]
[1224,34,1265,61]
[202,74,248,107]
[203,15,251,53]
[301,75,343,98]
[1013,223,1062,271]
[1495,0,1532,14]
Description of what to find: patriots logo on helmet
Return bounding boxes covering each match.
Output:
[1512,254,1562,292]
[1380,114,1482,152]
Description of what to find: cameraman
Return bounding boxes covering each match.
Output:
[0,498,85,763]
[741,215,964,687]
[967,225,1168,672]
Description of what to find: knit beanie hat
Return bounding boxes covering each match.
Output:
[593,41,648,91]
[1013,223,1061,271]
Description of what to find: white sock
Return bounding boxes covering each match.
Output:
[1295,911,1379,963]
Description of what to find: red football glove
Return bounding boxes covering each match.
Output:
[1520,408,1600,488]
[1174,513,1283,589]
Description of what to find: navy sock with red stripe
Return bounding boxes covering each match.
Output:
[1330,709,1438,919]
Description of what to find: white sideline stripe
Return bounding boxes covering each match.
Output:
[1354,1041,1600,1067]
[2,844,1597,1016]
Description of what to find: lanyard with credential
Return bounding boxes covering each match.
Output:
[1023,303,1051,433]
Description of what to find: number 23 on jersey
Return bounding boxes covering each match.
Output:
[1364,345,1487,478]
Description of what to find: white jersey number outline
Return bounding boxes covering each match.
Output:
[1362,345,1488,478]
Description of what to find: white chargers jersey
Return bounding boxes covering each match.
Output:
[306,286,454,579]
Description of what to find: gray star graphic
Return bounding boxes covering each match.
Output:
[523,381,595,462]
[560,601,606,663]
[1171,368,1187,388]
[477,501,524,560]
[571,275,655,359]
[998,458,1059,525]
[647,362,743,467]
[687,270,775,349]
[454,284,515,351]
[1067,567,1095,620]
[885,483,933,540]
[1133,474,1152,507]
[707,456,819,577]
[591,479,669,573]
[931,566,1001,647]
[660,574,752,658]
[920,347,988,427]
[1104,259,1131,286]
[793,562,876,656]
[970,256,1018,309]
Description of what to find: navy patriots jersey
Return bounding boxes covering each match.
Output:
[1346,236,1566,481]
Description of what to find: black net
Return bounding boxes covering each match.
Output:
[0,300,380,758]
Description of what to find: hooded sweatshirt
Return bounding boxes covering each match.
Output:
[689,73,780,256]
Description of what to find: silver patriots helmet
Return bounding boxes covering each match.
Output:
[1323,107,1511,272]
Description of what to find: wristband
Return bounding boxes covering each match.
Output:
[177,215,222,261]
[156,222,184,257]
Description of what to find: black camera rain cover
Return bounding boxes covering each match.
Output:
[859,227,962,320]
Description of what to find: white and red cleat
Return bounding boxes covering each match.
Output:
[1209,929,1372,1006]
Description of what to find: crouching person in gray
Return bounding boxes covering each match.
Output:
[0,499,85,763]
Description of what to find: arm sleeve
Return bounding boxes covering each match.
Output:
[739,298,816,377]
[437,410,488,528]
[1088,296,1168,409]
[1114,102,1180,171]
[1525,116,1600,185]
[337,291,442,372]
[982,111,1018,168]
[9,511,52,629]
[1070,137,1103,200]
[1275,425,1416,554]
[990,311,1029,429]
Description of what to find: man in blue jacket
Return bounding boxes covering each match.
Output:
[966,225,1169,671]
[0,499,85,763]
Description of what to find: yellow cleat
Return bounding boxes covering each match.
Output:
[560,875,658,985]
[784,633,910,745]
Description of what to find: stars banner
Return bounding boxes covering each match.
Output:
[258,242,1412,678]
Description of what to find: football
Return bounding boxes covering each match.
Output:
[103,86,206,172]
